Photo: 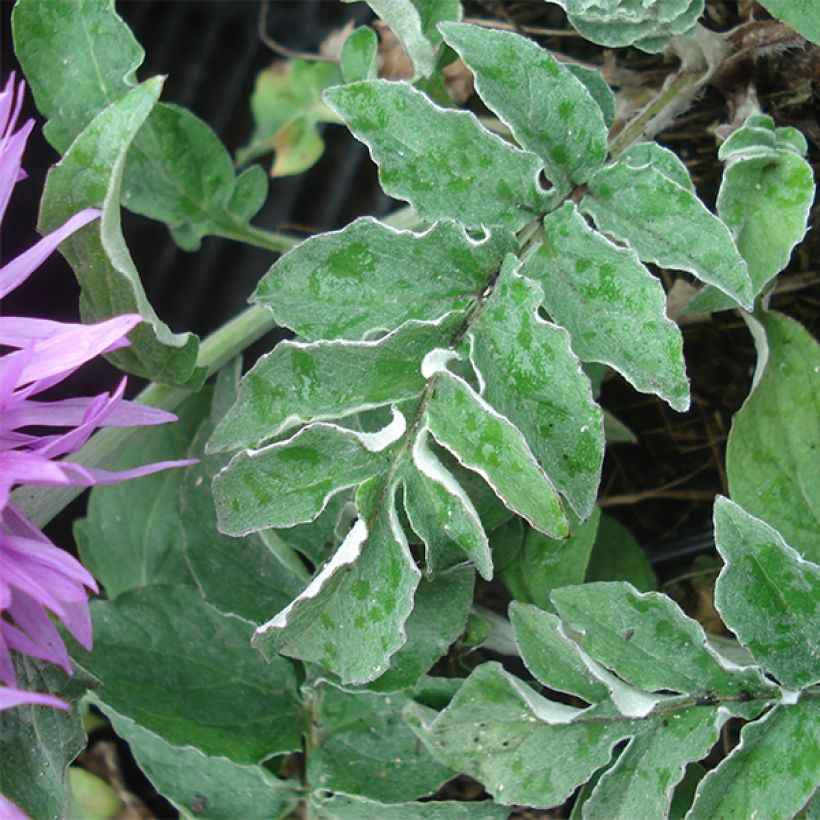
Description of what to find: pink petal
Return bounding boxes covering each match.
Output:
[0,314,140,391]
[62,458,198,486]
[0,628,15,686]
[59,598,93,650]
[0,533,97,591]
[6,592,71,675]
[2,396,179,430]
[0,208,100,298]
[2,620,61,667]
[0,451,74,487]
[0,687,69,714]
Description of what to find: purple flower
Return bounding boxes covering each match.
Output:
[0,73,194,714]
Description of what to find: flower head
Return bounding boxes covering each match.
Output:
[0,73,194,712]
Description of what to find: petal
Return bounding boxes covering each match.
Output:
[7,592,71,675]
[2,395,179,430]
[0,120,33,225]
[0,533,97,591]
[0,687,70,714]
[1,620,60,666]
[59,598,93,650]
[0,208,100,298]
[63,458,198,487]
[0,628,15,686]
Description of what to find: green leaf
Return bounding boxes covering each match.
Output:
[312,792,507,819]
[510,602,610,703]
[523,202,689,412]
[713,497,820,689]
[208,314,459,452]
[0,658,86,819]
[402,433,493,580]
[551,582,774,697]
[71,585,303,764]
[470,256,605,518]
[553,0,704,52]
[517,507,601,610]
[565,64,616,128]
[253,217,516,341]
[425,370,569,538]
[325,80,554,231]
[74,389,211,598]
[14,0,272,253]
[93,700,300,820]
[582,161,753,309]
[236,59,343,176]
[368,565,475,691]
[620,141,696,192]
[68,768,121,820]
[755,0,820,44]
[440,22,607,191]
[307,683,454,801]
[586,514,657,591]
[688,700,820,819]
[341,27,379,83]
[726,312,820,561]
[37,79,204,386]
[213,420,399,536]
[253,483,421,685]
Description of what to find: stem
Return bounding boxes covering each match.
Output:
[217,221,302,253]
[11,304,277,529]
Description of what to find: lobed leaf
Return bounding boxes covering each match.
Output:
[253,217,516,341]
[38,79,204,386]
[726,312,820,561]
[524,202,689,411]
[469,257,605,518]
[713,498,820,689]
[440,22,607,192]
[582,161,753,309]
[325,80,554,231]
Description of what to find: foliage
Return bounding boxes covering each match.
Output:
[4,0,818,817]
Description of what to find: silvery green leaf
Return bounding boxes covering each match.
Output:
[726,312,820,561]
[582,161,753,309]
[565,64,616,128]
[341,26,379,83]
[312,792,507,819]
[425,370,569,538]
[551,582,776,697]
[325,80,554,231]
[208,314,459,452]
[253,217,516,341]
[620,142,695,192]
[213,421,400,536]
[510,602,609,703]
[713,498,820,689]
[470,256,604,518]
[440,22,607,191]
[524,202,689,411]
[688,701,820,819]
[253,483,420,685]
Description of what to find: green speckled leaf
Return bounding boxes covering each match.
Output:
[208,315,458,453]
[312,793,507,819]
[440,22,607,191]
[307,683,454,801]
[713,498,820,689]
[470,257,604,518]
[688,701,820,819]
[426,370,569,538]
[253,484,421,685]
[582,161,753,309]
[525,202,689,412]
[620,141,695,192]
[325,80,554,231]
[213,422,397,535]
[726,312,820,561]
[253,218,515,341]
[551,582,775,697]
[341,26,379,83]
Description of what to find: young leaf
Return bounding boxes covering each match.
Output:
[38,79,204,386]
[582,161,753,309]
[325,80,554,231]
[713,498,820,689]
[208,314,459,453]
[551,582,772,696]
[236,59,343,177]
[213,420,400,536]
[93,700,301,820]
[74,389,211,598]
[523,202,689,412]
[0,659,86,819]
[440,22,608,192]
[726,312,820,561]
[252,483,421,685]
[469,257,605,518]
[307,683,454,801]
[341,26,379,83]
[253,217,516,341]
[70,585,304,764]
[565,64,616,128]
[688,700,820,819]
[619,141,696,192]
[425,370,569,538]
